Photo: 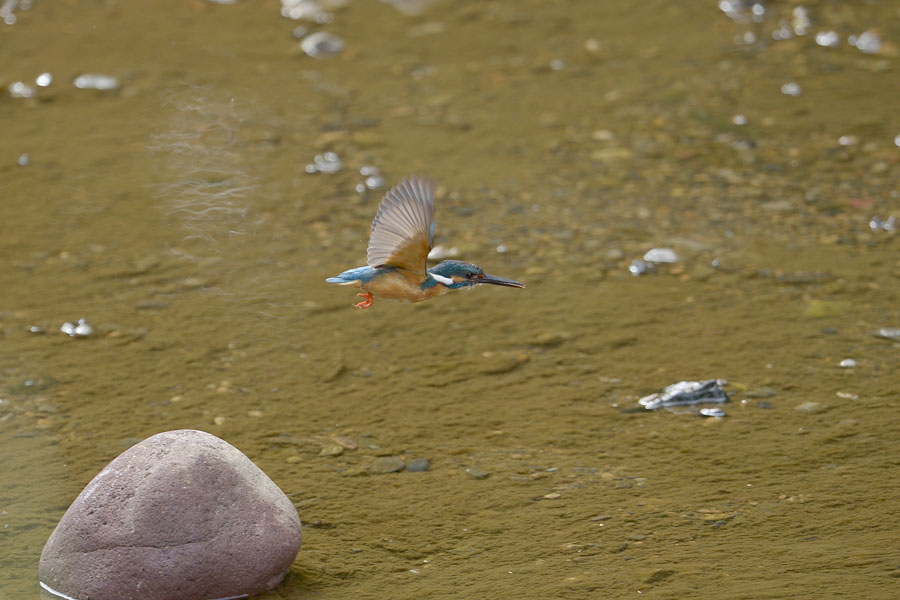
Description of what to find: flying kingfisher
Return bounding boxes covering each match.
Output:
[327,175,525,309]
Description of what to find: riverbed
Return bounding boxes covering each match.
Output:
[2,1,899,598]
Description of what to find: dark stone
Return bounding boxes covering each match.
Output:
[39,430,302,600]
[744,387,777,399]
[646,568,676,583]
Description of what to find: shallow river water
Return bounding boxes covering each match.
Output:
[2,1,899,598]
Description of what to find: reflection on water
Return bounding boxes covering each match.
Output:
[2,1,899,598]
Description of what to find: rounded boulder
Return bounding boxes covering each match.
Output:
[39,429,302,600]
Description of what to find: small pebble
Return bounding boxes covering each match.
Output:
[791,6,810,35]
[466,467,490,479]
[643,247,679,264]
[365,175,385,190]
[795,401,825,414]
[869,215,897,232]
[36,72,53,87]
[73,74,120,90]
[530,332,566,347]
[629,259,651,276]
[17,153,30,166]
[60,318,93,338]
[646,569,677,583]
[875,327,900,341]
[849,30,882,54]
[815,31,840,48]
[300,31,345,58]
[477,352,529,375]
[407,458,430,472]
[751,2,765,20]
[306,151,342,174]
[699,407,727,418]
[331,436,357,450]
[781,82,802,97]
[745,387,777,399]
[838,358,857,368]
[772,22,793,41]
[319,444,344,456]
[368,456,406,474]
[8,81,36,99]
[282,0,333,22]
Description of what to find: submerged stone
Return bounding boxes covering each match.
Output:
[368,456,406,474]
[39,429,302,600]
[407,458,431,472]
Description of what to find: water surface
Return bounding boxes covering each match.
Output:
[2,1,899,598]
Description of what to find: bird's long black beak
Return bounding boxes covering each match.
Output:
[474,273,525,288]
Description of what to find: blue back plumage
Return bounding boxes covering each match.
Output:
[327,266,393,284]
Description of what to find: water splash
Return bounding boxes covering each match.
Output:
[149,87,258,244]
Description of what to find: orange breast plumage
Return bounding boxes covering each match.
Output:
[361,271,449,303]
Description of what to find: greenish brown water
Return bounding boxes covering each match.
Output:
[2,1,899,598]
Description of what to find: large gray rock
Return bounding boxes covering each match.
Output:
[39,430,302,600]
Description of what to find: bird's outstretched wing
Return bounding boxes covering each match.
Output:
[366,175,436,278]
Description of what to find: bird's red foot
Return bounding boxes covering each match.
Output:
[354,292,374,309]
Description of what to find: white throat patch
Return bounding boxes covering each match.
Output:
[431,273,454,285]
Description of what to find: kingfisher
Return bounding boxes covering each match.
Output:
[327,175,524,309]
